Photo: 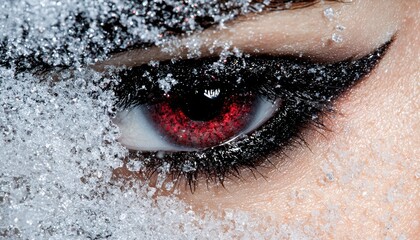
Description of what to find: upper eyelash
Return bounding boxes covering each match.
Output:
[115,40,392,191]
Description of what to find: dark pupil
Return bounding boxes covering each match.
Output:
[177,88,225,121]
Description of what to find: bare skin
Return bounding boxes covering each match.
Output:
[112,1,420,238]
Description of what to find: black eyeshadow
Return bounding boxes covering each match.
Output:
[115,40,391,190]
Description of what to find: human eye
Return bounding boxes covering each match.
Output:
[113,56,280,152]
[109,41,391,190]
[97,1,398,191]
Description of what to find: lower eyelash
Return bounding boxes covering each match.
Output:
[120,40,392,191]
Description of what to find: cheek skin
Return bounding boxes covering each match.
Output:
[180,3,420,239]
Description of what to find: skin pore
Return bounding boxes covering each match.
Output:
[110,0,419,238]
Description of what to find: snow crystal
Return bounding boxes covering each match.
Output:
[158,73,178,93]
[331,33,343,43]
[335,24,346,31]
[323,7,335,21]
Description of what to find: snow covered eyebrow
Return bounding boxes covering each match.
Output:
[107,0,342,55]
[0,0,341,72]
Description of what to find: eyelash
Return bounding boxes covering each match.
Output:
[113,41,391,191]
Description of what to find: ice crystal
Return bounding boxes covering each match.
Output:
[331,33,343,43]
[158,73,178,93]
[323,7,335,21]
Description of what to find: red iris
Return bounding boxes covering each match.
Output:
[148,88,255,149]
